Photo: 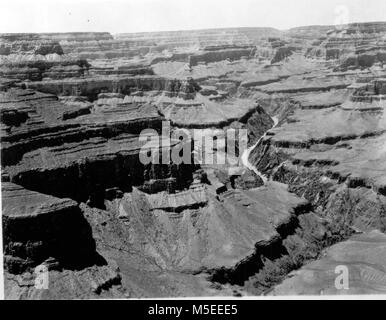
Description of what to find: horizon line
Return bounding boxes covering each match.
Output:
[1,20,385,36]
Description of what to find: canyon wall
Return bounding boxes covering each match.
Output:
[2,22,386,298]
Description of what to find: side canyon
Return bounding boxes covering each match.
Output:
[1,23,386,298]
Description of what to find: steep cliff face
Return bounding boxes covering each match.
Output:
[250,80,386,232]
[0,33,90,81]
[40,29,279,63]
[235,49,386,294]
[0,88,197,206]
[2,23,386,298]
[2,183,106,273]
[1,88,286,298]
[189,46,257,66]
[116,27,281,48]
[0,39,63,56]
[304,22,386,70]
[86,181,310,277]
[271,46,298,64]
[25,76,201,100]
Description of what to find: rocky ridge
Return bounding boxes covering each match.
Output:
[2,22,386,298]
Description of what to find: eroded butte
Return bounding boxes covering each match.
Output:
[1,23,386,298]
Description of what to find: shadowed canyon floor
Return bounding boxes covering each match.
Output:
[1,22,386,298]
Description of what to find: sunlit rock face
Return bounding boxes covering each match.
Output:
[2,21,386,298]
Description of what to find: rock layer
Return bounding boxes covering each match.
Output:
[2,22,386,298]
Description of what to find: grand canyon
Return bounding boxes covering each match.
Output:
[1,21,386,299]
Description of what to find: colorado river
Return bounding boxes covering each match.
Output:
[241,115,279,183]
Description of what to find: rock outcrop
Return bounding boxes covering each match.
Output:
[188,46,257,67]
[270,231,386,295]
[2,182,104,274]
[305,22,386,70]
[0,33,90,81]
[2,22,386,298]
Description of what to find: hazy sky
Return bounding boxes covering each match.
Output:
[1,0,385,34]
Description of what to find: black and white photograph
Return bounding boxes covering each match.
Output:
[0,0,386,303]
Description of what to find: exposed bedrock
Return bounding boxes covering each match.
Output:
[158,100,270,131]
[304,22,386,70]
[0,59,90,81]
[0,34,64,55]
[90,64,154,77]
[245,211,355,295]
[0,33,91,81]
[209,198,312,285]
[231,170,264,189]
[188,47,257,67]
[269,230,386,295]
[35,32,113,42]
[150,45,258,66]
[284,25,333,40]
[353,78,386,101]
[7,148,195,207]
[2,183,106,274]
[106,182,310,276]
[337,52,386,71]
[59,39,153,60]
[1,88,197,206]
[2,23,386,298]
[244,105,274,144]
[236,78,386,293]
[116,27,281,48]
[37,30,275,62]
[4,263,124,299]
[271,46,298,64]
[25,76,201,100]
[3,130,196,208]
[0,89,163,167]
[2,177,124,299]
[250,87,386,232]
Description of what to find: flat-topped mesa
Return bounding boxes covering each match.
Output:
[32,32,158,62]
[90,63,154,76]
[285,25,333,40]
[46,33,155,60]
[188,46,257,67]
[25,75,201,100]
[0,33,90,81]
[201,44,254,51]
[115,27,281,47]
[41,31,262,61]
[150,44,264,66]
[0,37,63,56]
[39,32,113,42]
